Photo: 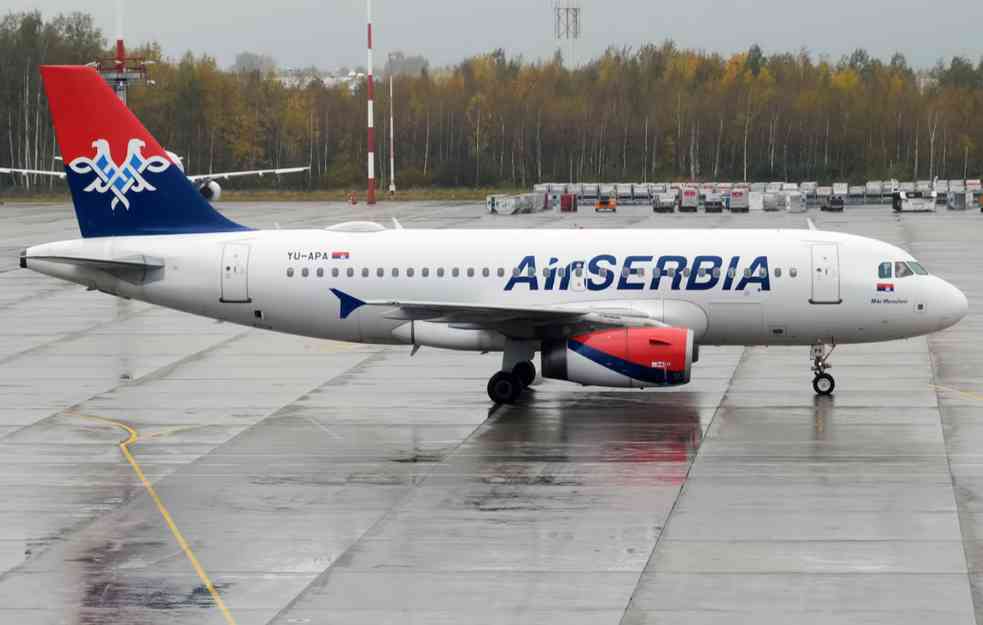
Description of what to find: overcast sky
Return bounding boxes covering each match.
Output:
[8,1,983,71]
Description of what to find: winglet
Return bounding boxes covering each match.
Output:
[806,218,818,231]
[330,288,366,319]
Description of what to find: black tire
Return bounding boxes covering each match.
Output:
[812,373,835,396]
[513,361,536,387]
[488,371,522,404]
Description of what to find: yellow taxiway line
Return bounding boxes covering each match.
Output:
[932,384,983,403]
[71,412,238,625]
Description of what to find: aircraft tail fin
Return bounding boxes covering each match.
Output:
[40,65,248,238]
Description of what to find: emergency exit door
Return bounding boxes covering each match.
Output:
[809,244,841,304]
[220,243,251,303]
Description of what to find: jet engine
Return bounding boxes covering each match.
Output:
[541,327,694,388]
[198,180,222,201]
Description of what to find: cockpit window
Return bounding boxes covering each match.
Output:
[895,262,914,278]
[878,262,892,279]
[908,261,929,275]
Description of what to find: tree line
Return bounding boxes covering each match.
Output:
[3,10,983,194]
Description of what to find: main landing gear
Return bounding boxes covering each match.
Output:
[811,342,836,396]
[487,340,538,404]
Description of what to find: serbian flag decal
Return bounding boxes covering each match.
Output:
[877,283,895,292]
[331,251,350,260]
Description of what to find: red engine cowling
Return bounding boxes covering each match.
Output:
[542,327,694,388]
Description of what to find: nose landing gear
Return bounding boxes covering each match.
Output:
[811,342,836,396]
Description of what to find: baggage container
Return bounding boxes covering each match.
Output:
[559,193,578,212]
[784,191,806,213]
[653,191,677,213]
[728,188,750,212]
[679,187,699,212]
[703,192,724,213]
[762,192,781,211]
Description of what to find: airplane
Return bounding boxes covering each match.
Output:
[20,66,970,404]
[1,145,307,202]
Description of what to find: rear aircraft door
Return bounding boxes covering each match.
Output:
[220,243,251,303]
[809,244,841,304]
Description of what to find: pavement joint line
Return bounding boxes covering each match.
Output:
[616,346,750,625]
[70,411,239,625]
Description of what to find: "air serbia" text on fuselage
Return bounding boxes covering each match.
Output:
[504,255,771,291]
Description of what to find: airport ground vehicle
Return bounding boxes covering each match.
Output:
[21,66,969,404]
[595,195,617,212]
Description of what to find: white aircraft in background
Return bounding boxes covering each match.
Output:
[1,146,308,202]
[20,66,969,403]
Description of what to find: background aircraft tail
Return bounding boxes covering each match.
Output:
[41,65,248,238]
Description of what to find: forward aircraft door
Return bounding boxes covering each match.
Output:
[220,243,251,303]
[809,244,841,304]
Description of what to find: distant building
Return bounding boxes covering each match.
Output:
[274,68,366,93]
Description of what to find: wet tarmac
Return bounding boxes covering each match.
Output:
[0,199,980,624]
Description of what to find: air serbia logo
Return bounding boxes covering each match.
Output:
[68,138,172,211]
[504,254,772,292]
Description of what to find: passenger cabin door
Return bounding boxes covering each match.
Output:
[809,244,841,304]
[220,243,251,303]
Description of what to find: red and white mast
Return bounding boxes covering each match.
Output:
[98,0,146,106]
[388,73,396,195]
[366,0,377,204]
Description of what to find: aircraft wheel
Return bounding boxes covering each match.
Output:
[813,373,835,396]
[488,371,522,404]
[513,361,536,388]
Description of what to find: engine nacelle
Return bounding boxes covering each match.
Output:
[542,327,694,388]
[198,180,222,201]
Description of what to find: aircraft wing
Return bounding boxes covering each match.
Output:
[185,166,309,182]
[352,296,672,335]
[0,167,66,179]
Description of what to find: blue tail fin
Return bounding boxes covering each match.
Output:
[42,65,249,238]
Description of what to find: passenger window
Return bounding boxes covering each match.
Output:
[712,268,720,278]
[895,262,913,278]
[512,267,520,277]
[774,267,782,278]
[908,261,928,275]
[698,268,707,277]
[407,268,415,277]
[545,268,552,277]
[527,267,535,277]
[727,268,736,278]
[452,268,460,278]
[576,268,584,277]
[301,268,309,278]
[332,268,339,278]
[483,268,490,277]
[758,267,767,277]
[392,268,399,277]
[743,268,752,278]
[497,268,505,278]
[347,268,354,278]
[878,262,892,279]
[557,267,566,278]
[361,268,369,278]
[683,268,691,277]
[790,268,798,278]
[668,268,676,277]
[422,268,430,277]
[286,268,295,277]
[316,268,324,278]
[467,268,475,277]
[437,268,445,278]
[376,268,384,278]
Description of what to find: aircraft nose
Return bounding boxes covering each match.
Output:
[936,279,969,330]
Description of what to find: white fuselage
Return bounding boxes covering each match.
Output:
[24,227,968,349]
